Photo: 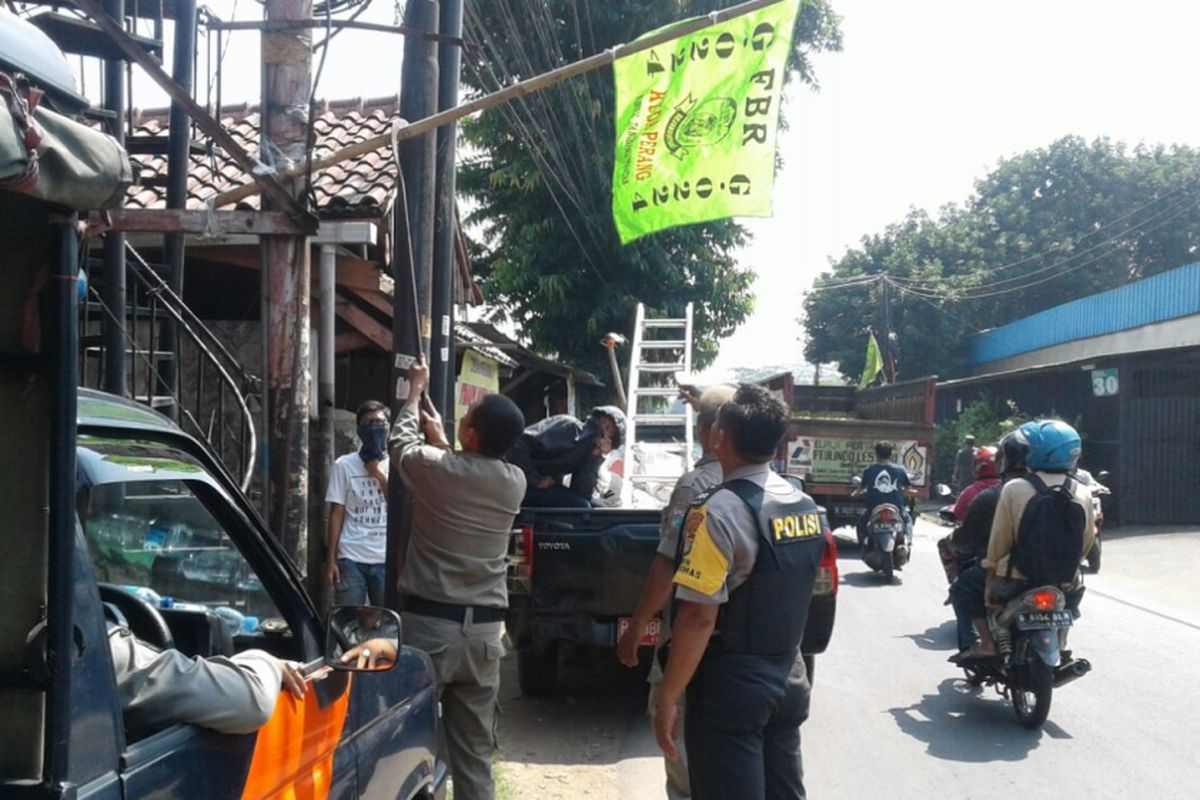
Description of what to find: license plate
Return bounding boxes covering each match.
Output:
[617,617,661,646]
[1016,611,1073,630]
[833,505,860,517]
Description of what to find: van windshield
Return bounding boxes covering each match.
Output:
[77,435,282,630]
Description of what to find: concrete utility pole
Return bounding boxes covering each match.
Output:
[161,0,198,417]
[101,0,126,397]
[261,0,313,570]
[430,0,463,419]
[386,0,439,608]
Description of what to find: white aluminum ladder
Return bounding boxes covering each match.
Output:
[620,302,695,507]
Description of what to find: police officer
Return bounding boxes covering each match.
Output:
[655,384,828,800]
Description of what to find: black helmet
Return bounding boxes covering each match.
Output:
[589,405,626,449]
[997,430,1029,475]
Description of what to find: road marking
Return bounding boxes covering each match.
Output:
[1089,588,1200,632]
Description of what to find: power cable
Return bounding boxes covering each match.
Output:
[895,193,1200,301]
[892,177,1200,290]
[461,2,609,281]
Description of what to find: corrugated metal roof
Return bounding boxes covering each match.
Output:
[968,261,1200,365]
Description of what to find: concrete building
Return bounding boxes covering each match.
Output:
[937,261,1200,525]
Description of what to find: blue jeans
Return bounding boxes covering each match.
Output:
[335,558,386,606]
[949,565,987,651]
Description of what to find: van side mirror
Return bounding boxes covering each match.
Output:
[323,605,401,673]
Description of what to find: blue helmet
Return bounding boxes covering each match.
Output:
[1017,420,1081,472]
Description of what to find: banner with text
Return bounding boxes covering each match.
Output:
[611,0,801,243]
[787,437,930,487]
[456,349,501,423]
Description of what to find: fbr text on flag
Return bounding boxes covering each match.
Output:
[611,0,802,244]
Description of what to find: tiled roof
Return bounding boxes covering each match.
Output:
[454,322,520,369]
[126,96,400,219]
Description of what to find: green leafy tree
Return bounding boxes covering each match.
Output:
[459,0,842,374]
[931,399,1027,482]
[804,137,1200,381]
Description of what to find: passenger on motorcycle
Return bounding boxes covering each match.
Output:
[946,437,1024,656]
[852,442,917,545]
[950,420,1095,663]
[952,446,1001,522]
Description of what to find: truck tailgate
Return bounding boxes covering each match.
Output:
[512,510,661,617]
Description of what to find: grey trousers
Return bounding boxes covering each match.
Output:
[647,679,691,799]
[402,611,504,800]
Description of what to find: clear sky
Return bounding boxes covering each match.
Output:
[707,0,1200,376]
[115,0,1200,376]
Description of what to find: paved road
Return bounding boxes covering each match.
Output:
[495,520,1200,799]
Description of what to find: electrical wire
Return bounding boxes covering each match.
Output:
[461,1,610,282]
[883,277,1024,352]
[814,183,1200,298]
[891,178,1200,291]
[894,193,1200,301]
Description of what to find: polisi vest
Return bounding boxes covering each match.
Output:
[676,478,826,657]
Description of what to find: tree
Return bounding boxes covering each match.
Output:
[459,0,842,375]
[804,137,1200,381]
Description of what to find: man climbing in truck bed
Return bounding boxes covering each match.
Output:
[507,405,627,508]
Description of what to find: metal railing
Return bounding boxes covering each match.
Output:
[80,244,259,491]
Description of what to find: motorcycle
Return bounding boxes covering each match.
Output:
[1074,469,1110,572]
[959,584,1091,729]
[850,476,911,582]
[932,483,966,584]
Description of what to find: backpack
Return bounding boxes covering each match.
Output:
[1008,474,1086,585]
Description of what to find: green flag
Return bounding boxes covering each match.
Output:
[611,0,802,244]
[858,332,883,389]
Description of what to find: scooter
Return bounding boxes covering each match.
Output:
[1074,469,1110,572]
[850,477,911,582]
[931,483,972,585]
[958,585,1091,729]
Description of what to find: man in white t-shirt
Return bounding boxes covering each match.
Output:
[325,400,390,605]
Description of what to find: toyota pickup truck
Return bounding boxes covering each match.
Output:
[506,475,838,696]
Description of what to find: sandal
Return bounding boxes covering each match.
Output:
[950,648,996,665]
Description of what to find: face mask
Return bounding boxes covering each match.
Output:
[358,424,389,462]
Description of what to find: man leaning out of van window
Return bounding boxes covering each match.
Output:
[109,626,307,738]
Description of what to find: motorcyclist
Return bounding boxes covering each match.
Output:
[952,445,1000,522]
[507,406,626,508]
[951,435,976,493]
[852,442,918,544]
[950,420,1095,663]
[945,435,1026,658]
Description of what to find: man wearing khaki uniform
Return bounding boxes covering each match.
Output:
[391,358,527,800]
[617,384,735,799]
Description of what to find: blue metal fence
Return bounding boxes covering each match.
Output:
[967,261,1200,365]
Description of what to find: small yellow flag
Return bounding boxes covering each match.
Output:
[858,332,883,389]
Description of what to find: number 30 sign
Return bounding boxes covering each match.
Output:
[1092,368,1119,397]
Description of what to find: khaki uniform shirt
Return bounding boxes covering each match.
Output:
[672,462,796,605]
[648,455,723,683]
[109,626,281,737]
[984,472,1096,580]
[391,403,527,608]
[657,455,724,560]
